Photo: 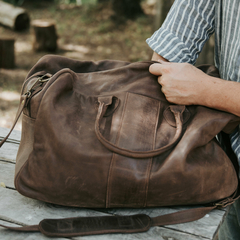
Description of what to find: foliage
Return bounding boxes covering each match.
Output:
[27,1,154,62]
[57,0,97,5]
[112,0,144,21]
[2,0,25,6]
[0,0,154,73]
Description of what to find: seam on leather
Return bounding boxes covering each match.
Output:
[144,101,161,207]
[23,113,36,121]
[115,92,129,146]
[144,159,152,208]
[106,153,115,208]
[106,92,129,208]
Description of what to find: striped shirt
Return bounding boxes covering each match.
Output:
[146,0,240,165]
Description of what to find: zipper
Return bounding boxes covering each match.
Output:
[21,72,47,96]
[24,73,52,98]
[23,73,52,117]
[0,73,52,146]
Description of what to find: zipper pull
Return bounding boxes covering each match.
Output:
[24,73,52,98]
[1,73,52,147]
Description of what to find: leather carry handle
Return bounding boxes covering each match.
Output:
[95,96,185,158]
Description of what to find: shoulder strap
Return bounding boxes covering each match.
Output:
[0,205,220,237]
[2,186,239,237]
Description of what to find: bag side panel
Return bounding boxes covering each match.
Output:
[15,71,113,208]
[15,114,35,178]
[148,107,239,206]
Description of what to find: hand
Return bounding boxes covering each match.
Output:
[151,52,169,62]
[149,60,211,105]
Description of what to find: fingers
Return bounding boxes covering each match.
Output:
[149,63,162,76]
[157,76,163,85]
[149,62,170,76]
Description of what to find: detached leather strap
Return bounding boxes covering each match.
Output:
[0,205,216,237]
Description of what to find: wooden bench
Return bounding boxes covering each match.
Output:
[0,126,225,240]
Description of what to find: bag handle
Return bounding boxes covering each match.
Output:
[95,96,185,158]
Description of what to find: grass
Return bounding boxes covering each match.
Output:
[24,1,154,61]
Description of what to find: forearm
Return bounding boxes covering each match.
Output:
[149,61,240,117]
[201,76,240,117]
[151,52,168,62]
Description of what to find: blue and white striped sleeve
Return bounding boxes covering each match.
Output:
[146,0,215,64]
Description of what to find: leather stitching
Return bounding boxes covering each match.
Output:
[144,101,161,207]
[106,92,129,208]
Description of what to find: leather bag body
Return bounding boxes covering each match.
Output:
[13,55,239,209]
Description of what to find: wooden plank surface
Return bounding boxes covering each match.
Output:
[0,161,15,188]
[74,227,208,240]
[0,187,109,226]
[0,127,224,239]
[0,126,21,142]
[0,186,207,240]
[0,221,67,240]
[106,208,225,239]
[0,142,19,163]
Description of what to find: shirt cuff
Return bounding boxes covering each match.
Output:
[146,27,197,64]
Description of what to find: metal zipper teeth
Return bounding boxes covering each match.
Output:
[24,74,52,97]
[24,77,44,97]
[22,68,73,97]
[26,86,45,118]
[24,75,52,116]
[21,73,45,96]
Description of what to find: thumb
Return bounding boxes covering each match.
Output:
[149,63,163,76]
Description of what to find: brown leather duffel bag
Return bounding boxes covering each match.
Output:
[0,55,239,237]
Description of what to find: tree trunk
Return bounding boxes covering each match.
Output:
[32,19,58,52]
[154,0,174,30]
[0,37,15,69]
[112,0,144,21]
[0,1,30,31]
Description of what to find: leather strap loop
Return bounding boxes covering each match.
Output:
[95,96,185,158]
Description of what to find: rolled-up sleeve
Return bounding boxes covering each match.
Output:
[146,0,215,64]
